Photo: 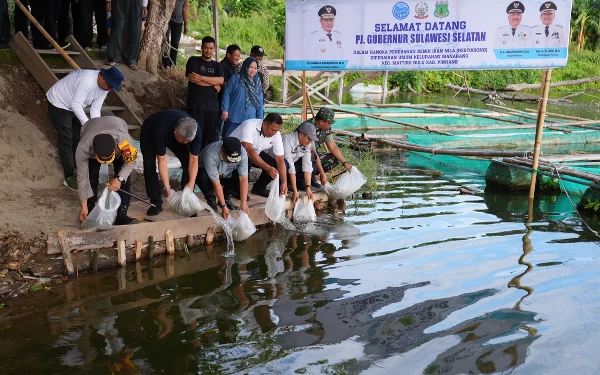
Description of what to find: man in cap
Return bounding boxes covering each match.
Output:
[264,122,318,204]
[531,2,565,48]
[76,116,139,225]
[300,107,352,189]
[494,2,531,49]
[234,45,270,94]
[47,67,125,191]
[229,113,287,198]
[140,110,202,216]
[308,5,343,60]
[197,137,249,218]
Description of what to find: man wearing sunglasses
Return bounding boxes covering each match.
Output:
[75,116,138,225]
[47,67,125,191]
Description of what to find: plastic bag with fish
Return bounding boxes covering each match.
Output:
[325,166,367,200]
[81,188,121,230]
[264,175,287,222]
[168,187,208,216]
[293,198,317,222]
[227,212,257,241]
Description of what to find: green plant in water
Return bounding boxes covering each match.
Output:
[584,200,600,211]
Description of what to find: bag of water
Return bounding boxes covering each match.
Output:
[81,188,121,230]
[325,166,367,200]
[293,198,317,222]
[264,176,287,222]
[227,212,257,241]
[168,187,208,216]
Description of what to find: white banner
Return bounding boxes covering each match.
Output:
[285,0,572,71]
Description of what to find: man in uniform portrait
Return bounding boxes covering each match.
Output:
[307,5,343,60]
[531,2,565,48]
[494,2,531,49]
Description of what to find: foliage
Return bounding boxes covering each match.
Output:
[584,200,600,211]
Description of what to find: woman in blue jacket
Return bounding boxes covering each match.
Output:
[221,57,264,137]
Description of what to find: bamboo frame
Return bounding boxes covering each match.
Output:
[529,69,553,199]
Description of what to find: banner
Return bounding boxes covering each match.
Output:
[285,0,572,71]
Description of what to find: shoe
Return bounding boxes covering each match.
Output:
[84,47,92,52]
[147,206,163,216]
[206,198,218,212]
[60,42,71,50]
[225,187,250,201]
[225,198,239,210]
[310,177,321,188]
[251,185,270,198]
[100,45,107,53]
[115,205,138,225]
[63,175,78,191]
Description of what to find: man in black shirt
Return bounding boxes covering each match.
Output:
[140,110,202,216]
[186,36,224,150]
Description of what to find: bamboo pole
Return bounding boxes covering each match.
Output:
[524,108,589,122]
[301,71,307,122]
[307,91,316,119]
[212,0,219,60]
[529,69,553,199]
[14,0,80,70]
[508,157,600,183]
[330,107,454,136]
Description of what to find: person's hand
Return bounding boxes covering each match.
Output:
[280,182,288,196]
[306,187,313,201]
[165,187,172,197]
[79,206,88,222]
[240,202,249,214]
[221,206,230,219]
[343,162,352,172]
[319,172,328,185]
[185,182,195,192]
[106,1,111,11]
[222,111,229,121]
[141,7,148,18]
[214,85,221,93]
[292,190,299,204]
[184,24,188,35]
[107,178,121,192]
[267,166,278,179]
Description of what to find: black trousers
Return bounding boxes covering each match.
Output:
[140,131,202,208]
[87,157,131,211]
[163,21,183,67]
[197,168,237,199]
[14,0,30,40]
[48,102,82,177]
[76,0,107,48]
[30,0,57,48]
[187,109,219,150]
[0,8,8,45]
[55,0,72,43]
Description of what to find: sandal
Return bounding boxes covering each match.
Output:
[128,64,137,70]
[107,61,119,67]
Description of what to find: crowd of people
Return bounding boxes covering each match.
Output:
[42,29,352,226]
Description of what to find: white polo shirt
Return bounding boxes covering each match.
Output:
[230,119,284,156]
[268,132,312,175]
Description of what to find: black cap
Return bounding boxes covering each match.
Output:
[222,137,242,163]
[93,134,116,164]
[507,1,525,13]
[540,2,557,12]
[250,45,266,56]
[318,5,336,19]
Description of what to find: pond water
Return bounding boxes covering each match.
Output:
[2,152,600,374]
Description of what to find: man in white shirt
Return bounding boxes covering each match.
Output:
[229,113,287,198]
[494,2,531,49]
[47,67,124,190]
[531,2,565,48]
[307,5,343,60]
[268,122,318,204]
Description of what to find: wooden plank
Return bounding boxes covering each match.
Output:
[10,32,58,92]
[135,240,142,261]
[50,68,75,74]
[165,230,175,254]
[35,49,80,55]
[117,240,126,266]
[57,231,74,276]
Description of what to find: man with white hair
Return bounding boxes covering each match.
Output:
[140,110,202,216]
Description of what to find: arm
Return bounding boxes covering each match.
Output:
[182,0,189,35]
[290,172,299,204]
[239,175,249,213]
[141,0,148,17]
[312,144,327,184]
[221,77,235,119]
[71,82,93,124]
[211,179,229,219]
[325,140,352,172]
[260,65,270,94]
[304,171,313,201]
[89,91,108,119]
[157,155,172,196]
[242,142,276,177]
[76,147,93,221]
[257,88,264,118]
[185,154,198,191]
[196,75,224,86]
[275,154,287,195]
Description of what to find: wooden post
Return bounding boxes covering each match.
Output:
[529,69,553,200]
[212,0,219,60]
[135,240,142,261]
[382,71,389,104]
[166,255,175,277]
[325,74,331,97]
[118,267,127,290]
[117,240,126,267]
[206,226,217,245]
[338,72,345,105]
[282,69,288,104]
[57,231,74,277]
[148,236,155,259]
[166,230,175,254]
[301,71,307,121]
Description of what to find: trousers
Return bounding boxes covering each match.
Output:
[48,102,82,177]
[107,0,141,64]
[86,157,131,211]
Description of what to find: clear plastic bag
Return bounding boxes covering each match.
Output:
[293,198,317,222]
[227,212,257,242]
[264,176,287,222]
[325,166,367,200]
[81,188,121,230]
[168,187,208,216]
